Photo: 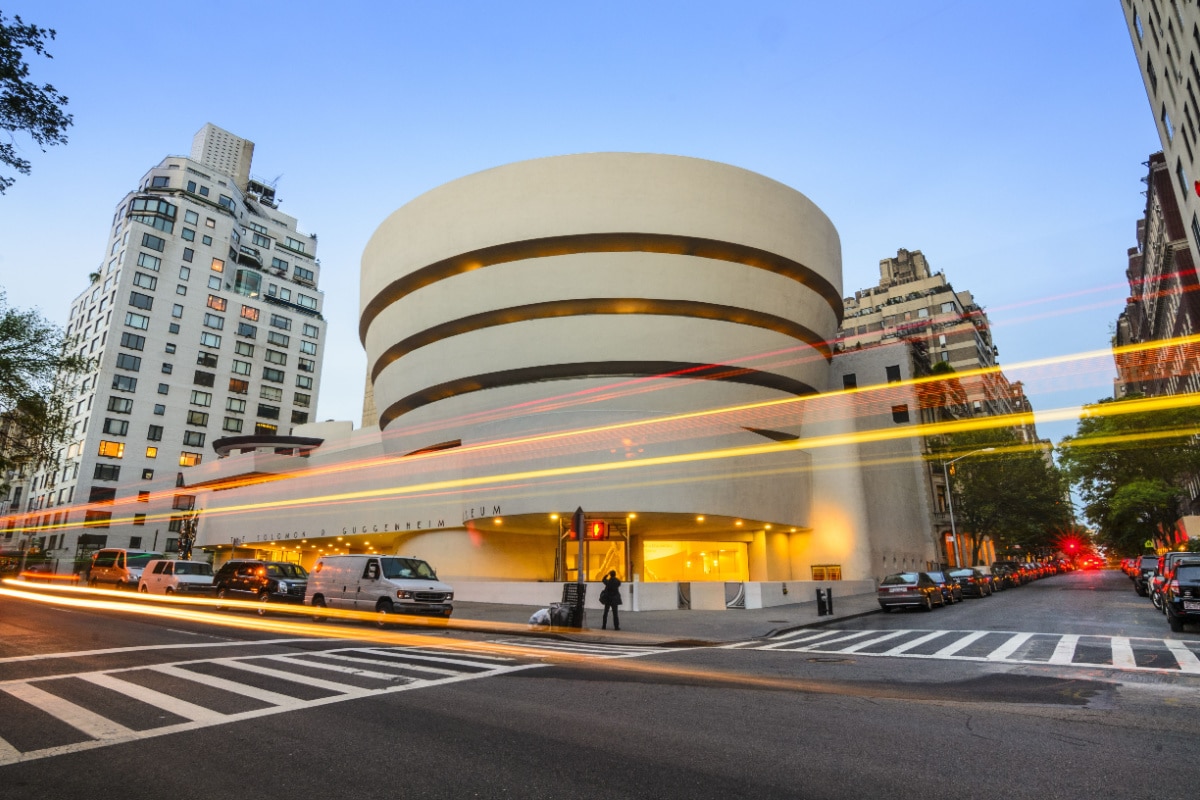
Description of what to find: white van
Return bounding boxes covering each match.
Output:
[138,559,215,595]
[306,555,453,619]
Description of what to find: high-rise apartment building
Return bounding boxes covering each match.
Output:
[11,125,326,567]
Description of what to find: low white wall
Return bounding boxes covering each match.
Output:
[451,579,876,611]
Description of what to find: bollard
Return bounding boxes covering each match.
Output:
[816,587,829,616]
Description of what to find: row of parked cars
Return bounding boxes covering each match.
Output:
[82,548,455,621]
[877,559,1070,612]
[1122,552,1200,632]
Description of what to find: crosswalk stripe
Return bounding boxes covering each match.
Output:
[758,630,844,650]
[2,682,135,740]
[213,658,365,693]
[150,664,305,707]
[1048,634,1079,665]
[933,630,989,657]
[794,630,879,651]
[264,655,414,682]
[839,630,910,653]
[0,735,19,762]
[987,632,1033,661]
[361,648,515,669]
[1110,637,1138,669]
[1163,640,1200,674]
[77,672,225,723]
[883,630,950,655]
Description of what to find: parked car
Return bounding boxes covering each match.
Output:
[88,548,165,590]
[924,570,963,604]
[138,559,214,595]
[1133,554,1160,597]
[1164,561,1200,632]
[992,561,1029,585]
[972,564,1006,591]
[306,554,454,622]
[877,572,944,612]
[212,559,308,613]
[948,567,993,598]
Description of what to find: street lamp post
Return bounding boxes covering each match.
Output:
[942,447,995,567]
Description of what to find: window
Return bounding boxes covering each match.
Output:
[193,370,215,387]
[196,351,218,368]
[206,217,215,229]
[294,265,315,284]
[203,312,225,330]
[810,565,842,581]
[138,490,150,503]
[206,294,227,311]
[129,291,154,311]
[172,304,184,318]
[112,374,138,392]
[176,284,188,296]
[302,323,319,339]
[284,236,306,254]
[84,510,112,527]
[265,349,287,365]
[234,269,261,298]
[227,397,247,413]
[291,410,309,425]
[201,235,212,246]
[267,330,290,347]
[260,385,282,401]
[249,222,268,235]
[161,363,173,374]
[179,452,203,467]
[107,396,133,414]
[133,272,158,291]
[211,257,225,273]
[293,392,310,408]
[885,365,902,383]
[184,210,199,224]
[842,373,857,390]
[1163,104,1175,141]
[102,418,129,436]
[237,322,257,338]
[93,464,121,481]
[120,332,145,351]
[142,468,154,480]
[231,359,251,375]
[223,416,244,433]
[145,447,157,459]
[153,404,165,416]
[270,256,288,270]
[240,305,259,321]
[151,175,169,188]
[891,404,910,424]
[98,440,125,458]
[253,232,272,248]
[190,390,212,407]
[218,194,234,211]
[199,332,222,348]
[181,227,196,242]
[183,431,206,447]
[269,314,291,330]
[182,247,194,263]
[115,353,141,371]
[187,410,209,426]
[141,233,166,252]
[157,382,169,395]
[296,375,313,389]
[147,424,163,441]
[262,367,284,383]
[125,312,150,330]
[228,378,249,395]
[299,340,317,355]
[235,341,254,357]
[297,294,318,310]
[254,422,278,435]
[298,357,315,373]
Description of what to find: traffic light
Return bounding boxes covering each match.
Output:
[586,520,608,540]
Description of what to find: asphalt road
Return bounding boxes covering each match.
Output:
[2,570,1199,799]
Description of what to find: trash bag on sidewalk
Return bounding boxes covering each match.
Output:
[528,608,551,628]
[549,602,573,627]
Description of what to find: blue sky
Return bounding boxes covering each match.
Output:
[0,1,1158,443]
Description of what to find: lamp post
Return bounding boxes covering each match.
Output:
[942,447,995,567]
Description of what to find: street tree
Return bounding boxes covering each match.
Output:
[1058,395,1200,555]
[0,291,85,490]
[0,11,72,194]
[935,427,1071,564]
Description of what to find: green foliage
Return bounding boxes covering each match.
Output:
[0,291,85,485]
[0,12,73,193]
[1058,395,1200,555]
[934,427,1071,562]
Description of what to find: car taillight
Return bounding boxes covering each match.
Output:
[1170,580,1180,593]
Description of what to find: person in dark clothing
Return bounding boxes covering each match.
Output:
[601,570,622,630]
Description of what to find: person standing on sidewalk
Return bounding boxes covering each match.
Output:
[600,570,622,630]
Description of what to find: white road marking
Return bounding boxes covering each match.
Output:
[149,663,307,707]
[2,682,135,740]
[883,631,950,655]
[839,630,910,653]
[77,672,226,723]
[1109,637,1138,669]
[0,638,346,665]
[986,632,1033,661]
[1048,634,1079,665]
[932,630,989,657]
[1164,640,1200,674]
[262,655,413,682]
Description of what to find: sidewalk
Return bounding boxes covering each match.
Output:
[447,592,882,647]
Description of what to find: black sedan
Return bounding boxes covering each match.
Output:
[877,572,945,612]
[947,567,993,598]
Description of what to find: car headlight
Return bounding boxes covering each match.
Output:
[396,590,413,599]
[445,593,453,601]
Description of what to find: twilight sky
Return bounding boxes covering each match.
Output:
[0,1,1158,444]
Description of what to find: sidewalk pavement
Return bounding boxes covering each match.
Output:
[448,592,882,647]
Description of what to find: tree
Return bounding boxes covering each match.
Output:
[0,291,85,489]
[935,427,1072,564]
[1058,395,1200,555]
[0,12,72,194]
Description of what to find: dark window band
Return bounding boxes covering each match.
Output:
[377,361,818,428]
[368,298,833,383]
[360,232,844,343]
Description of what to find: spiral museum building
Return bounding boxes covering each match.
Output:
[192,154,937,608]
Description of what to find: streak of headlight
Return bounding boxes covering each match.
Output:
[0,582,957,700]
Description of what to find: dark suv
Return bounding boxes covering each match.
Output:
[1164,560,1200,632]
[212,559,308,613]
[1132,554,1160,597]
